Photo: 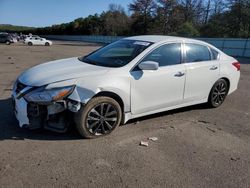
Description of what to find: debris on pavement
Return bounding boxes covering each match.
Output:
[140,141,149,147]
[170,125,175,129]
[230,157,240,161]
[198,120,210,124]
[206,127,216,133]
[148,137,158,142]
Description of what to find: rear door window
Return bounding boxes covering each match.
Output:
[185,43,211,63]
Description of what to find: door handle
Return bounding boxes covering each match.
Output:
[210,66,218,70]
[175,72,185,77]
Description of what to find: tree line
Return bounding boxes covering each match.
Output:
[29,0,250,38]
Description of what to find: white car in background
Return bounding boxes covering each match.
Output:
[12,35,240,138]
[24,36,52,46]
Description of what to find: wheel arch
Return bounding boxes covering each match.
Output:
[208,77,231,101]
[220,77,230,91]
[94,91,124,113]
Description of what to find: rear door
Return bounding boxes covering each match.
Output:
[183,43,220,101]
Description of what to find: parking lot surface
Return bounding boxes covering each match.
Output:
[0,41,250,188]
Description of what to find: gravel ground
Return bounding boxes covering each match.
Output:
[0,41,250,188]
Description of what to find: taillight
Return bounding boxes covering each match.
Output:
[232,62,240,71]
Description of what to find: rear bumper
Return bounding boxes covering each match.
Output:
[228,71,240,95]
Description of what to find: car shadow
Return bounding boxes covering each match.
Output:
[0,97,208,141]
[126,103,209,125]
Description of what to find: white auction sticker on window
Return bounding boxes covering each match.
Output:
[134,41,151,46]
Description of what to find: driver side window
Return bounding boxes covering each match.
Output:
[142,43,182,67]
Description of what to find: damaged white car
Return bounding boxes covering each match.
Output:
[12,35,240,138]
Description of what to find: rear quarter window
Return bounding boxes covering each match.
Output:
[210,48,219,60]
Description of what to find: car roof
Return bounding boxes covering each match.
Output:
[124,35,207,45]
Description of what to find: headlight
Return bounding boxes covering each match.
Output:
[24,85,75,104]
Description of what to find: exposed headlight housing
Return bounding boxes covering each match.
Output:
[24,85,75,104]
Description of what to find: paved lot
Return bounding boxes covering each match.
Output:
[0,41,250,188]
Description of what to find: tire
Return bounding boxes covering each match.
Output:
[75,97,122,139]
[28,42,33,46]
[45,42,50,46]
[208,79,229,108]
[6,41,11,45]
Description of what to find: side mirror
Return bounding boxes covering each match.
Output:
[138,61,159,71]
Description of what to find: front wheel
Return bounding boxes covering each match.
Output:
[28,42,33,46]
[75,97,122,139]
[45,42,50,46]
[6,41,11,45]
[208,79,229,108]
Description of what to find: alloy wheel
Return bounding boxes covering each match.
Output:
[86,103,118,135]
[211,81,227,106]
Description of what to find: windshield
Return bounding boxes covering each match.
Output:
[79,39,153,68]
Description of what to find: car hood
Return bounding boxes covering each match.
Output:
[18,57,109,87]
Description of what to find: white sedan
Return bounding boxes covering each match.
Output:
[12,35,240,138]
[24,36,52,46]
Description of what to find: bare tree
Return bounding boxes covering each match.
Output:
[156,0,177,34]
[103,4,130,35]
[178,0,204,23]
[203,0,211,24]
[227,0,250,37]
[108,4,125,13]
[212,0,227,14]
[129,0,156,33]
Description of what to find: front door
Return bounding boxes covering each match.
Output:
[131,43,186,115]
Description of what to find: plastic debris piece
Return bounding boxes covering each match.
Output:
[140,141,149,147]
[231,157,240,161]
[148,137,158,142]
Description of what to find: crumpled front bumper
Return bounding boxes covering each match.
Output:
[12,81,81,132]
[12,92,29,128]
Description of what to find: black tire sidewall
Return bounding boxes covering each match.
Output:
[28,42,32,46]
[75,97,122,139]
[45,42,50,46]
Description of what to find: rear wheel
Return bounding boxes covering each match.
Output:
[75,97,122,139]
[28,42,33,46]
[208,79,229,108]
